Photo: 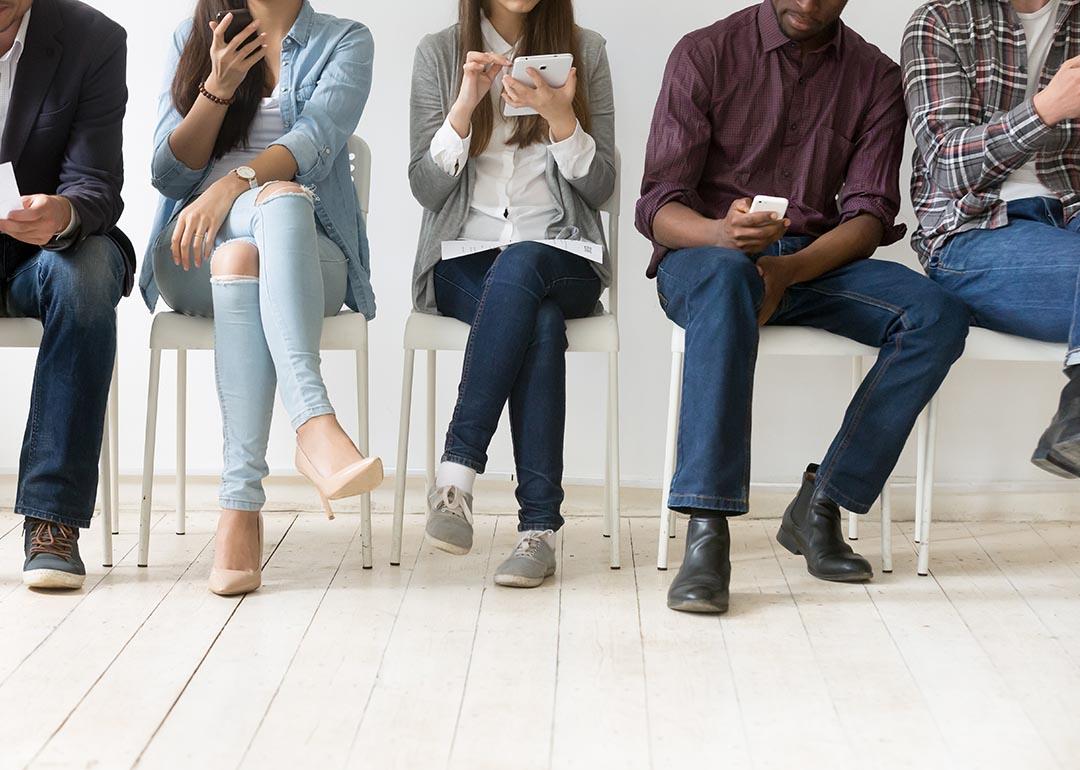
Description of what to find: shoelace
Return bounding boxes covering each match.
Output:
[512,531,555,559]
[439,487,473,524]
[29,521,76,559]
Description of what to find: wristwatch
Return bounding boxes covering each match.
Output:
[232,166,259,190]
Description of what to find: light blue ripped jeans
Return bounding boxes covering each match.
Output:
[154,184,348,511]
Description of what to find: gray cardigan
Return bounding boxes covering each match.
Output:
[408,24,617,314]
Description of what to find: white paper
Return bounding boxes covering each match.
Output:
[0,162,22,218]
[441,238,603,264]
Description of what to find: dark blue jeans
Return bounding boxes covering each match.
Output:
[433,243,602,532]
[929,197,1080,366]
[1,237,125,528]
[657,237,968,515]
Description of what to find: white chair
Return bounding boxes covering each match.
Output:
[914,327,1066,576]
[0,318,119,566]
[391,154,623,569]
[658,324,900,573]
[137,135,376,569]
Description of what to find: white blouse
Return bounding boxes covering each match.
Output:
[428,14,597,245]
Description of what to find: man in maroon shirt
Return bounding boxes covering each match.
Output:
[637,0,969,614]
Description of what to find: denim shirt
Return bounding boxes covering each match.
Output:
[140,1,377,319]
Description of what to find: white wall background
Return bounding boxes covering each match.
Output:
[0,0,1071,503]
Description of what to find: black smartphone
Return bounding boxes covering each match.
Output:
[215,9,255,45]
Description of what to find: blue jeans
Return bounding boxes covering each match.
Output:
[657,238,969,515]
[434,243,602,532]
[154,186,348,511]
[1,237,126,528]
[929,197,1080,367]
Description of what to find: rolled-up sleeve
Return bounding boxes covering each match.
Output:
[838,60,908,246]
[635,35,713,252]
[151,21,209,199]
[273,23,374,185]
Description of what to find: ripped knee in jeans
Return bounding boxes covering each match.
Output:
[210,239,260,283]
[255,181,316,206]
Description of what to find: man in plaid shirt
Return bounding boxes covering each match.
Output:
[904,0,1080,477]
[637,0,970,614]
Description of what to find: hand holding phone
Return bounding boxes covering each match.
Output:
[502,54,574,117]
[719,197,790,255]
[205,10,267,100]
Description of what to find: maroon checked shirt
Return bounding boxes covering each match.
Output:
[636,0,908,277]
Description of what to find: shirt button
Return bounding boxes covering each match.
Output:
[790,122,798,131]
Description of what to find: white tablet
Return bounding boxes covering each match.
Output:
[503,54,574,118]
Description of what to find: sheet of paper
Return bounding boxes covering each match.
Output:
[0,162,22,218]
[441,238,604,264]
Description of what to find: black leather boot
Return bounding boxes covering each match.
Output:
[1033,366,1080,478]
[667,516,731,614]
[776,464,873,583]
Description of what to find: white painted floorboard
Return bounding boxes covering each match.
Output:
[0,510,1076,770]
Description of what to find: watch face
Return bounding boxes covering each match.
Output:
[237,166,256,180]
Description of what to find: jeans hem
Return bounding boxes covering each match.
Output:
[441,453,485,474]
[667,493,749,514]
[816,481,873,516]
[15,505,90,529]
[1066,348,1080,368]
[218,497,265,512]
[518,518,564,533]
[290,405,335,432]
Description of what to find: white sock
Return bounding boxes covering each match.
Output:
[521,529,555,547]
[436,462,476,495]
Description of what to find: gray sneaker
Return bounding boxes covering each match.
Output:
[426,486,474,555]
[494,531,557,588]
[23,518,86,590]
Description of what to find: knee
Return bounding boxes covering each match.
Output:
[38,238,123,318]
[681,248,762,314]
[211,241,260,279]
[255,181,314,209]
[908,288,971,357]
[531,300,567,349]
[488,244,547,292]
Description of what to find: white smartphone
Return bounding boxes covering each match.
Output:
[503,53,574,117]
[749,195,790,219]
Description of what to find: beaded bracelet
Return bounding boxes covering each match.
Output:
[199,81,233,106]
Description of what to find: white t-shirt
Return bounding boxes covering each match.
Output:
[196,92,287,194]
[1000,0,1060,202]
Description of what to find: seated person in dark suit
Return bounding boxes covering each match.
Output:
[0,0,133,590]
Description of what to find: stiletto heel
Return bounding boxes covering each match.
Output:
[209,514,263,596]
[295,444,384,516]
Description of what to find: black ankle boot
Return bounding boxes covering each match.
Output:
[776,464,873,583]
[1033,366,1080,478]
[667,515,731,614]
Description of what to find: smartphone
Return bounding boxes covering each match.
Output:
[215,8,255,45]
[749,195,790,220]
[503,53,574,117]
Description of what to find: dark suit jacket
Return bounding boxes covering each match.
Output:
[0,0,133,294]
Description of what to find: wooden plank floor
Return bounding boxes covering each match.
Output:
[0,510,1077,770]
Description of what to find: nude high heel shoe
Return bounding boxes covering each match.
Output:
[295,445,384,520]
[209,515,264,597]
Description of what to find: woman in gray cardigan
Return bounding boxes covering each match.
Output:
[409,0,615,588]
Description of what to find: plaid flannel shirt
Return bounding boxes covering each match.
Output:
[902,0,1080,264]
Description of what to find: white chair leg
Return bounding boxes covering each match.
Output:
[426,350,437,493]
[658,350,683,571]
[915,409,928,544]
[848,358,862,541]
[139,348,162,567]
[99,420,113,568]
[881,483,893,574]
[608,351,621,570]
[109,359,120,534]
[392,349,416,566]
[175,350,187,535]
[602,412,612,539]
[917,398,939,576]
[357,347,373,570]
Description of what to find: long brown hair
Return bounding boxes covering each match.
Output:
[172,0,269,160]
[459,0,590,157]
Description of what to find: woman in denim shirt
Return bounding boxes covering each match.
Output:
[143,0,382,597]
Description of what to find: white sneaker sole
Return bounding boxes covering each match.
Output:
[494,570,555,589]
[23,569,85,590]
[427,535,472,556]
